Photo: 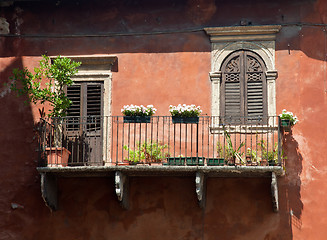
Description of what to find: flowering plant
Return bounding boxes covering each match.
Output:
[169,104,202,117]
[279,109,299,126]
[121,104,156,116]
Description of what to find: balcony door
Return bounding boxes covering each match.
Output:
[65,81,104,165]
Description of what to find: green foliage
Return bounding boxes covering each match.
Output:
[123,141,169,163]
[246,148,258,162]
[10,55,81,117]
[217,130,245,163]
[258,140,286,164]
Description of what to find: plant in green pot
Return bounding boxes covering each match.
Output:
[169,104,202,124]
[10,55,81,166]
[279,109,298,132]
[121,104,156,123]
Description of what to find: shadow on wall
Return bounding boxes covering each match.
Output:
[0,57,48,238]
[280,129,303,239]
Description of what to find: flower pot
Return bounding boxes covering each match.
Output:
[268,160,277,166]
[45,147,71,167]
[281,119,291,132]
[123,116,151,123]
[172,116,199,124]
[166,157,186,166]
[226,156,236,166]
[207,158,225,166]
[186,157,205,166]
[260,159,268,166]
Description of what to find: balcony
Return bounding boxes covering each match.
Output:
[37,116,284,211]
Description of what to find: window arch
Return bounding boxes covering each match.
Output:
[220,50,267,123]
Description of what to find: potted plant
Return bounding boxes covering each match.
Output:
[123,141,168,165]
[246,148,258,166]
[216,129,245,166]
[258,140,286,166]
[279,109,299,132]
[10,55,81,166]
[169,104,202,124]
[121,104,156,123]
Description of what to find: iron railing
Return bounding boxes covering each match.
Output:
[39,116,283,167]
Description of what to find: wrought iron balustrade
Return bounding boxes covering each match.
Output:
[38,116,282,167]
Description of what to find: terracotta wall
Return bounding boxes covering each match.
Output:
[0,0,327,239]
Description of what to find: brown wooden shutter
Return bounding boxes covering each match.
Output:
[245,52,267,123]
[66,82,103,131]
[221,50,267,124]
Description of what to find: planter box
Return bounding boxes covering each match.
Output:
[123,116,151,123]
[172,116,199,124]
[45,147,71,167]
[186,157,205,166]
[166,157,186,166]
[207,158,225,166]
[281,119,291,132]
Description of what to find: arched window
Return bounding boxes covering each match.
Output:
[220,50,267,124]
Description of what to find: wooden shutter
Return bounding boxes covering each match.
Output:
[221,50,267,124]
[245,52,267,123]
[221,52,243,123]
[66,82,103,131]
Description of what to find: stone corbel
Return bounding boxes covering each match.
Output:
[195,172,206,209]
[271,172,279,212]
[40,173,58,211]
[115,171,129,209]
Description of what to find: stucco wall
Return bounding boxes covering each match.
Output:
[0,0,327,239]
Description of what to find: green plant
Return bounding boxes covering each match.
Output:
[279,109,299,126]
[10,55,81,117]
[246,148,258,163]
[169,104,202,117]
[123,141,169,163]
[121,104,157,116]
[217,129,245,164]
[258,140,286,164]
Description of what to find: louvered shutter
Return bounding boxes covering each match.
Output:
[66,82,103,131]
[66,84,81,131]
[245,52,267,123]
[221,50,267,124]
[221,52,244,124]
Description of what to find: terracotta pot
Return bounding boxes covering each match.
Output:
[45,147,71,167]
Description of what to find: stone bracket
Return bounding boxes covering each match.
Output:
[271,172,279,212]
[115,171,129,209]
[195,172,206,209]
[40,173,58,211]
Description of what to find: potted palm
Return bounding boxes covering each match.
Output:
[169,104,202,124]
[10,55,81,166]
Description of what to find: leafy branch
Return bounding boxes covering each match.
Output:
[10,55,81,117]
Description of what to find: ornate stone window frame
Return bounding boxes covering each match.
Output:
[204,25,281,123]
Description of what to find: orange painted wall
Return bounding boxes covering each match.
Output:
[0,0,327,239]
